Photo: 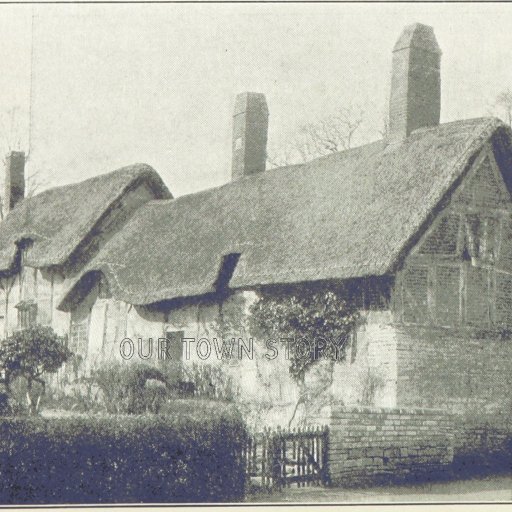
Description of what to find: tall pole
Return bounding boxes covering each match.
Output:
[27,6,35,161]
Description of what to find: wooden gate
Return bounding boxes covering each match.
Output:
[244,425,329,490]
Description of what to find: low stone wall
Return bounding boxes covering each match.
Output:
[328,406,454,486]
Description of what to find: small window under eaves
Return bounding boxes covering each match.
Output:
[214,253,241,291]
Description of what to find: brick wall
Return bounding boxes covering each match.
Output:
[328,405,454,486]
[452,413,512,473]
[394,326,512,416]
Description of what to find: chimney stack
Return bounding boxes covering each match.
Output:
[232,92,269,181]
[4,151,25,214]
[388,23,442,143]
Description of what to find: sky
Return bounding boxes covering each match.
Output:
[0,3,512,196]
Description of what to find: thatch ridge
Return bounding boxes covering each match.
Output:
[59,117,512,309]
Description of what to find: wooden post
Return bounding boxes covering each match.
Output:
[271,428,282,491]
[321,425,330,486]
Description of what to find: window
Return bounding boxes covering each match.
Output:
[15,300,37,329]
[69,320,89,359]
[463,214,498,264]
[162,330,184,362]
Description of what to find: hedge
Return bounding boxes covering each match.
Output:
[0,410,247,504]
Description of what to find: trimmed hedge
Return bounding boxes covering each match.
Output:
[0,410,247,504]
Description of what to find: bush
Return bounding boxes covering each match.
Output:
[181,363,239,401]
[92,361,170,414]
[0,326,71,415]
[0,392,24,416]
[0,408,247,503]
[44,377,105,414]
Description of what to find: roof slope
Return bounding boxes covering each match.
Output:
[60,117,512,307]
[0,163,171,273]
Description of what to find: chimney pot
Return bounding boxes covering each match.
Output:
[388,23,442,143]
[232,92,269,180]
[4,151,25,214]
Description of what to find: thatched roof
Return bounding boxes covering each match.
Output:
[0,164,170,274]
[59,117,512,309]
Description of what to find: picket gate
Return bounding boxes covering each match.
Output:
[244,425,329,490]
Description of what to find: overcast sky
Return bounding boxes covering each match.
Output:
[1,3,512,196]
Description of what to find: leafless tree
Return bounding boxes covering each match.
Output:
[0,107,49,219]
[267,105,366,168]
[492,89,512,127]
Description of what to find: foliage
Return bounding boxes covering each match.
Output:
[0,326,70,414]
[0,411,247,503]
[0,391,24,416]
[92,361,170,414]
[249,286,360,382]
[159,398,242,420]
[44,375,105,414]
[182,362,240,401]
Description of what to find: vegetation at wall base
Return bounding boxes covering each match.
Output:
[0,409,247,504]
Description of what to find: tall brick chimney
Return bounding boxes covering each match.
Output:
[232,92,269,181]
[4,151,25,214]
[388,23,442,143]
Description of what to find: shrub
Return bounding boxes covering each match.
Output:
[0,407,247,504]
[181,363,239,401]
[44,376,104,414]
[0,326,71,414]
[92,361,170,414]
[0,392,23,416]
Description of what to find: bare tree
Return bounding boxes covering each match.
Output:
[492,89,512,127]
[0,107,49,219]
[267,104,366,168]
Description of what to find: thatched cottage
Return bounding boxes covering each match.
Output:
[0,160,170,361]
[2,23,512,425]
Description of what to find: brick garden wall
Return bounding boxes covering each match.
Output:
[328,406,454,486]
[394,326,512,416]
[451,413,512,474]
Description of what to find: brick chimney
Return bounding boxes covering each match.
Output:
[388,23,442,143]
[232,92,269,181]
[4,151,25,214]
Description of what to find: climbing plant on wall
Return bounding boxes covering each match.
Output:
[248,286,361,383]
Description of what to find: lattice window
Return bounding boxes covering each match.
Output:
[69,320,89,359]
[463,214,498,264]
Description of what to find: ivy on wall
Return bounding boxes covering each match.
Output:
[249,287,361,383]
